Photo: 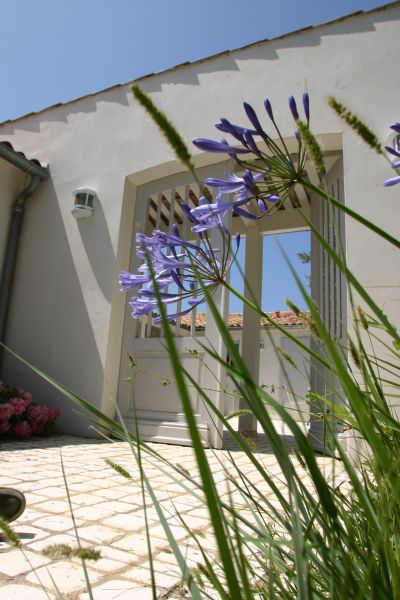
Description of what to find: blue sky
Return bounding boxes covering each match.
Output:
[0,0,391,124]
[1,0,390,311]
[229,231,311,312]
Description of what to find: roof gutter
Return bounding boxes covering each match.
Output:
[0,142,49,367]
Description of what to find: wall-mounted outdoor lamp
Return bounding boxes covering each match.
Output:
[71,188,96,219]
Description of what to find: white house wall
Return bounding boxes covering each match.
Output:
[0,4,399,434]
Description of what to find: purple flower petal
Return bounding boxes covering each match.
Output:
[129,297,158,318]
[257,199,268,213]
[192,138,249,154]
[204,173,249,193]
[243,129,261,156]
[243,102,264,135]
[215,118,254,142]
[181,202,197,223]
[233,206,259,220]
[390,123,400,134]
[384,175,400,187]
[288,95,299,121]
[171,269,186,290]
[153,300,204,324]
[264,98,274,122]
[119,271,150,290]
[302,92,310,123]
[140,289,177,298]
[385,145,400,158]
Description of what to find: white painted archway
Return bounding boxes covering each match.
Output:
[117,151,345,449]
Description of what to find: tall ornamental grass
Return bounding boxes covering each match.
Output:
[2,91,400,599]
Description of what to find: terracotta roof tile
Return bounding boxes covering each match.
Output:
[179,311,306,330]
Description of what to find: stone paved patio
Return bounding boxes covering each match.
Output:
[0,434,341,599]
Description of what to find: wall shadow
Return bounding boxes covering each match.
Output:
[76,197,115,302]
[1,178,111,437]
[223,431,299,454]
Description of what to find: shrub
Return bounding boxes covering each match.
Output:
[0,381,60,438]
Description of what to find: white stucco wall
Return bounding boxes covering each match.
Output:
[0,4,398,434]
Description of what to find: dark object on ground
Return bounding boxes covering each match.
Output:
[0,488,26,522]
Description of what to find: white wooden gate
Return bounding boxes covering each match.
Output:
[118,165,229,448]
[309,158,347,448]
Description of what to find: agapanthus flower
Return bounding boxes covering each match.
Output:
[302,92,310,124]
[192,94,311,219]
[384,174,400,187]
[215,118,255,143]
[205,169,265,198]
[123,92,315,326]
[192,138,250,156]
[202,168,279,222]
[288,95,299,121]
[384,127,400,186]
[120,227,239,323]
[185,191,231,234]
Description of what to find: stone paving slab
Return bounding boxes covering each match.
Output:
[0,434,342,598]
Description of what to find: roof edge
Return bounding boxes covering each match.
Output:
[0,1,399,127]
[0,141,49,179]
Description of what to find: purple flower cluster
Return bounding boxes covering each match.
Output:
[120,226,238,323]
[192,93,310,220]
[121,92,397,325]
[0,381,60,438]
[384,123,400,187]
[121,93,310,324]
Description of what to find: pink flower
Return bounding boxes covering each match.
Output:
[0,420,11,433]
[13,421,32,438]
[21,391,33,405]
[0,403,14,420]
[9,397,27,416]
[27,404,49,424]
[31,422,45,435]
[47,406,60,422]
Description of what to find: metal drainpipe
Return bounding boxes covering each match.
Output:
[0,144,49,368]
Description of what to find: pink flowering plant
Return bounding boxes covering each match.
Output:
[0,381,60,439]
